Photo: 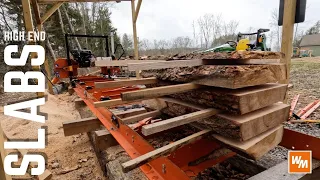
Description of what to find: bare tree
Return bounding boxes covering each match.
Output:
[46,37,57,60]
[62,5,82,50]
[0,6,12,31]
[269,9,281,51]
[57,8,65,34]
[192,20,197,48]
[197,14,215,48]
[76,3,88,47]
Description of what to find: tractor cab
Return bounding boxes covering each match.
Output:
[236,28,270,51]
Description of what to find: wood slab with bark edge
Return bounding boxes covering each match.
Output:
[141,64,286,89]
[144,97,287,141]
[161,99,288,141]
[149,83,287,115]
[212,125,283,160]
[198,103,289,141]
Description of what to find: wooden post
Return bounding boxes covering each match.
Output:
[280,0,296,102]
[131,0,140,78]
[131,0,139,60]
[22,0,44,97]
[134,0,142,23]
[0,125,12,180]
[37,24,54,94]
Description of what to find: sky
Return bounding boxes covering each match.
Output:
[109,0,320,41]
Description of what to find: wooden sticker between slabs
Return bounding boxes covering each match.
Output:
[141,108,220,136]
[121,129,212,172]
[95,77,157,89]
[94,99,142,108]
[121,83,200,101]
[121,110,161,124]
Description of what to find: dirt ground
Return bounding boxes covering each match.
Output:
[0,56,319,180]
[0,93,105,180]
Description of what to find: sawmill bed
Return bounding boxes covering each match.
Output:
[74,103,263,179]
[74,100,306,180]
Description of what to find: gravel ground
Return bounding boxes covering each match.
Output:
[285,57,320,137]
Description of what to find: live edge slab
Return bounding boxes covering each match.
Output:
[161,83,287,115]
[162,100,289,141]
[141,64,286,89]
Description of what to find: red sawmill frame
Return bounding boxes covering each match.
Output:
[73,76,320,179]
[73,76,235,180]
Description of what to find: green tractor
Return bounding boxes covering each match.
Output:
[200,28,270,53]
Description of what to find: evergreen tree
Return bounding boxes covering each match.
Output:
[122,33,133,55]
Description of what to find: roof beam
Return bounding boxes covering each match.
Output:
[134,0,142,23]
[41,2,64,24]
[31,0,41,25]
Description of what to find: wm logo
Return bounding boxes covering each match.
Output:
[292,156,308,168]
[288,151,312,174]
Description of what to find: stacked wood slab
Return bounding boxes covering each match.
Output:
[139,51,289,160]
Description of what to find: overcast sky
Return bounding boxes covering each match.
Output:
[110,0,320,40]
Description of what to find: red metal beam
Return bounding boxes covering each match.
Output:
[74,85,190,180]
[168,138,236,178]
[280,128,320,160]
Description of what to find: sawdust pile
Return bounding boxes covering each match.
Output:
[0,92,105,180]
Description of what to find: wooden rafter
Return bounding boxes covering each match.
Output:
[31,0,42,24]
[134,0,142,23]
[41,2,64,24]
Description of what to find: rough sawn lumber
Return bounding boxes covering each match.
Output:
[164,83,287,115]
[213,125,283,160]
[161,99,289,141]
[198,103,289,141]
[141,64,286,89]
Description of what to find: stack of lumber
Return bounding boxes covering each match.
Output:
[92,51,289,173]
[124,51,289,160]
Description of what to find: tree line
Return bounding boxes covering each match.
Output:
[122,10,320,56]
